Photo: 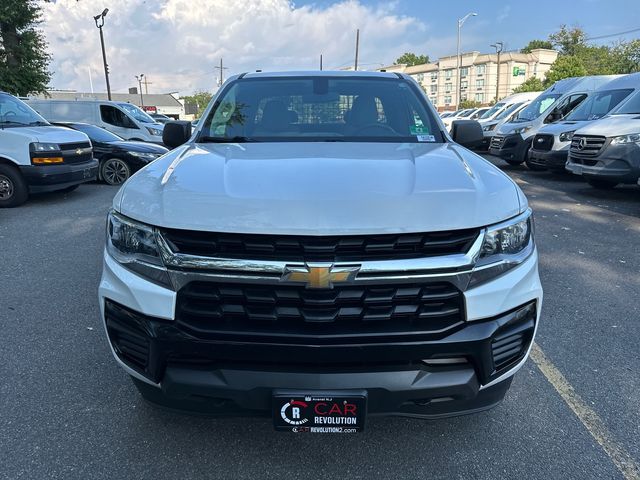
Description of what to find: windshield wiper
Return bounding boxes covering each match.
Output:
[198,135,256,143]
[0,120,29,126]
[28,121,49,126]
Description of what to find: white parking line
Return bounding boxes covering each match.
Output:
[530,343,640,480]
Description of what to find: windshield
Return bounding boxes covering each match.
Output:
[117,103,157,123]
[0,93,49,127]
[66,123,123,142]
[514,93,563,122]
[479,102,505,119]
[198,76,444,143]
[612,89,640,115]
[495,102,524,121]
[565,88,633,121]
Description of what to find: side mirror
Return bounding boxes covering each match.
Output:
[163,121,192,149]
[451,120,483,148]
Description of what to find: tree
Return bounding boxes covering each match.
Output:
[0,0,51,95]
[520,40,554,53]
[512,76,545,93]
[611,39,640,73]
[543,55,587,86]
[459,99,482,109]
[395,52,429,66]
[549,25,587,56]
[181,91,213,117]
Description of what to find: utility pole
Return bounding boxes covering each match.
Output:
[491,42,504,102]
[354,29,360,71]
[456,12,477,110]
[93,9,111,100]
[135,74,145,106]
[214,58,228,87]
[320,54,323,71]
[143,76,152,94]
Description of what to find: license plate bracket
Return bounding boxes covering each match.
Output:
[273,391,367,433]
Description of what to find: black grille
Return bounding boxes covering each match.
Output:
[60,141,91,151]
[532,134,553,151]
[161,228,480,262]
[570,135,606,157]
[176,281,465,344]
[60,141,93,165]
[105,301,150,372]
[490,136,505,149]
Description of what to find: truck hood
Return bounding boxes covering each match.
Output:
[574,114,640,136]
[116,142,523,235]
[1,125,89,143]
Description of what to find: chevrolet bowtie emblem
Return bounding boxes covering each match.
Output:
[76,148,83,155]
[282,263,360,289]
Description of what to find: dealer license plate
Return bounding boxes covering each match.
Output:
[273,392,366,433]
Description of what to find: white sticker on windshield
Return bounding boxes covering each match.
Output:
[417,135,436,142]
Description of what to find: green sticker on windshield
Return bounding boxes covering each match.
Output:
[410,125,429,135]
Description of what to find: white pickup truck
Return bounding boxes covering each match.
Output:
[0,91,98,207]
[99,71,542,430]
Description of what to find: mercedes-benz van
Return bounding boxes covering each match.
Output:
[489,76,620,165]
[528,73,638,172]
[27,99,165,144]
[477,92,541,150]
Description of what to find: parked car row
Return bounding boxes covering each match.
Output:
[0,91,168,207]
[458,72,640,191]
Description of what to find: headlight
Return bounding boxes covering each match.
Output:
[106,211,171,287]
[469,209,534,287]
[610,133,640,144]
[128,151,159,161]
[146,127,163,136]
[558,130,575,142]
[30,142,60,152]
[512,125,532,135]
[483,124,497,132]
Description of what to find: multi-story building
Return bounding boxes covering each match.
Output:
[382,48,558,111]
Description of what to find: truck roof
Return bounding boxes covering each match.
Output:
[234,70,401,80]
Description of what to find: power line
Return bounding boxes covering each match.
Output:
[585,26,640,41]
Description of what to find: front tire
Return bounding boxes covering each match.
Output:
[0,164,29,208]
[505,159,524,166]
[101,158,131,186]
[587,179,618,190]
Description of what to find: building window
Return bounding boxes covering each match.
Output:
[444,95,452,105]
[461,94,468,101]
[430,85,437,94]
[475,93,484,103]
[476,79,484,89]
[415,73,424,82]
[460,67,469,77]
[476,64,486,75]
[461,80,468,89]
[445,83,452,93]
[431,72,438,81]
[430,96,437,104]
[445,69,453,79]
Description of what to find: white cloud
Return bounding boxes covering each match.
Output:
[41,0,427,95]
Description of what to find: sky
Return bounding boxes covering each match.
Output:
[41,0,640,96]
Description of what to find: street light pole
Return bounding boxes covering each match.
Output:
[93,9,111,101]
[135,74,145,106]
[491,42,504,102]
[456,12,477,110]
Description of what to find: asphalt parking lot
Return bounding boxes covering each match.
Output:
[1,156,639,480]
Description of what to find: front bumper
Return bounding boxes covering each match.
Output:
[489,134,528,163]
[567,143,640,183]
[19,159,99,193]
[99,246,543,418]
[528,148,569,171]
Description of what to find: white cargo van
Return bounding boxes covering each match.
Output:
[528,73,639,171]
[477,92,541,149]
[0,91,98,207]
[27,99,165,144]
[489,75,620,165]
